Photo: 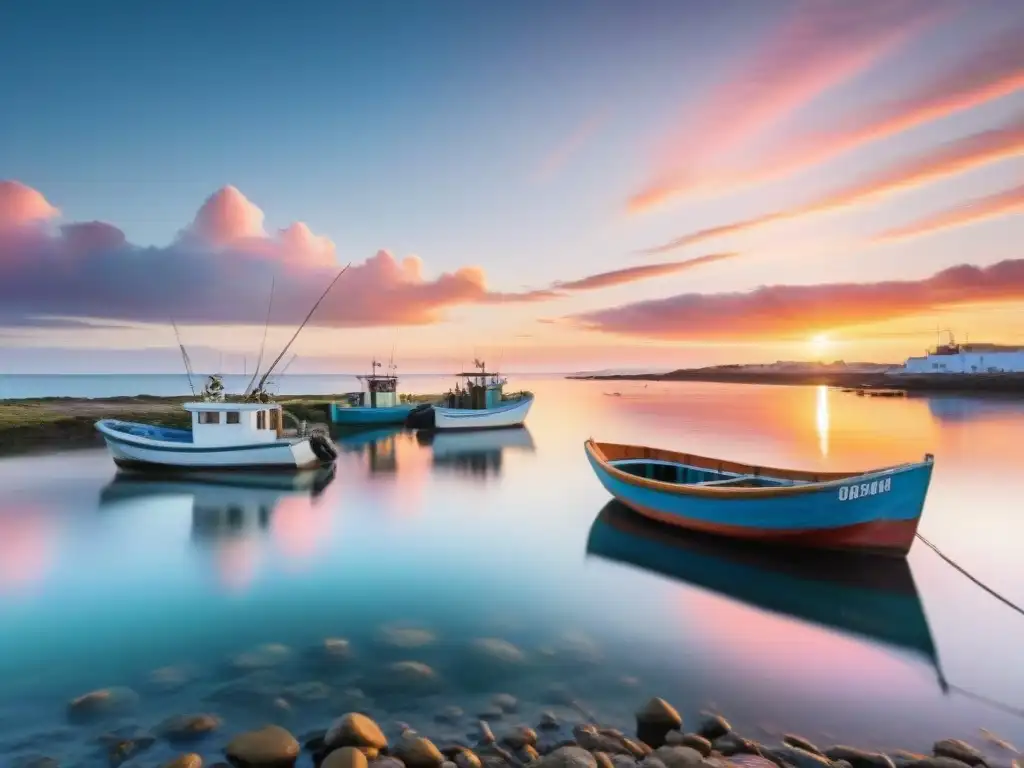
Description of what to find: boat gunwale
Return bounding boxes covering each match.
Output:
[585,439,932,499]
[96,419,308,453]
[433,392,534,418]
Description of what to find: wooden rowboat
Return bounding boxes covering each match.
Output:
[584,440,935,556]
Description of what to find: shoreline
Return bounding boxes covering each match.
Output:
[568,370,1024,397]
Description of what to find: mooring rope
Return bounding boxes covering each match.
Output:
[915,532,1024,617]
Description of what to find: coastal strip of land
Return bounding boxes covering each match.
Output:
[568,367,1024,396]
[0,393,440,456]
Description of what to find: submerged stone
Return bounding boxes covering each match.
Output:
[225,724,300,767]
[323,747,371,768]
[325,713,389,751]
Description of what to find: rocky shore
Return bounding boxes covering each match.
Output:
[6,625,1016,768]
[39,689,1019,768]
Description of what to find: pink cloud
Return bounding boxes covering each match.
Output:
[628,0,947,213]
[875,181,1024,242]
[571,259,1024,341]
[0,180,60,229]
[639,113,1024,255]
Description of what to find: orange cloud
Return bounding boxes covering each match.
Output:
[734,22,1024,193]
[627,0,946,213]
[639,114,1024,255]
[875,181,1024,242]
[572,258,1024,340]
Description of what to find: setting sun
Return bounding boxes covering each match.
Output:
[810,333,832,356]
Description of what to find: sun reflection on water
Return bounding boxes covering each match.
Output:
[816,385,830,457]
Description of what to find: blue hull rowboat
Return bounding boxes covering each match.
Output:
[330,402,417,426]
[584,440,935,557]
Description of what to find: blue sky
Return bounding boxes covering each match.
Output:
[1,0,1024,372]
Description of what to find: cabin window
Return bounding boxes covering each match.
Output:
[199,411,221,424]
[256,411,267,430]
[226,412,240,424]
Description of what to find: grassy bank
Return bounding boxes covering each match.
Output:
[0,395,335,456]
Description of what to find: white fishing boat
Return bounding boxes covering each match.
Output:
[96,398,338,471]
[95,264,352,472]
[405,360,533,431]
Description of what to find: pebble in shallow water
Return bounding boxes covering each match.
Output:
[225,724,300,767]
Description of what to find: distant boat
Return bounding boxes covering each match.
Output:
[586,501,943,677]
[584,440,934,556]
[96,393,339,471]
[405,360,533,431]
[330,359,418,426]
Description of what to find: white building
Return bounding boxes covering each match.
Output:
[895,343,1024,375]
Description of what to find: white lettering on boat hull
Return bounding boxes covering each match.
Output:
[838,476,891,501]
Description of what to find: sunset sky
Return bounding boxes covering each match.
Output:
[2,0,1024,373]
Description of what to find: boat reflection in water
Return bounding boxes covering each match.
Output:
[98,466,337,543]
[333,426,411,475]
[417,426,536,479]
[586,500,946,687]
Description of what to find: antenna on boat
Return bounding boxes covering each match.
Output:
[250,263,351,398]
[171,319,197,397]
[243,276,276,398]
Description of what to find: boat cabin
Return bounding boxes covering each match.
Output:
[445,370,508,409]
[184,402,284,446]
[344,374,400,409]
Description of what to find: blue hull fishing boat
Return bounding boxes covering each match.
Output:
[330,359,417,426]
[586,501,943,678]
[584,440,935,556]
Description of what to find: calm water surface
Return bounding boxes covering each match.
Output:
[3,378,1024,766]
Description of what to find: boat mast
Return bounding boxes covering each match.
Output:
[171,319,197,397]
[244,276,276,398]
[251,263,351,397]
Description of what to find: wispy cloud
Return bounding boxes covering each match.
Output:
[487,252,740,302]
[638,114,1024,255]
[571,259,1024,341]
[726,22,1024,194]
[534,108,610,182]
[876,181,1024,242]
[627,0,947,213]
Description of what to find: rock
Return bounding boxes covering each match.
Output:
[612,758,638,768]
[456,751,484,768]
[695,716,730,742]
[443,763,458,768]
[542,685,576,707]
[157,714,222,742]
[574,726,635,757]
[224,725,300,767]
[149,666,195,692]
[493,694,519,713]
[635,699,682,749]
[652,747,703,768]
[371,760,407,768]
[386,661,442,689]
[324,747,371,768]
[437,706,465,725]
[478,721,496,745]
[535,746,598,768]
[470,638,526,665]
[325,713,389,751]
[823,747,896,768]
[323,638,354,660]
[478,706,505,721]
[521,746,541,762]
[712,733,761,757]
[163,756,203,768]
[538,713,560,731]
[394,733,446,768]
[594,754,615,768]
[502,727,539,750]
[229,643,292,671]
[379,625,437,649]
[933,742,985,767]
[283,681,332,702]
[783,737,822,756]
[770,746,832,768]
[908,759,973,768]
[106,734,157,767]
[666,735,710,757]
[640,759,668,768]
[66,687,139,721]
